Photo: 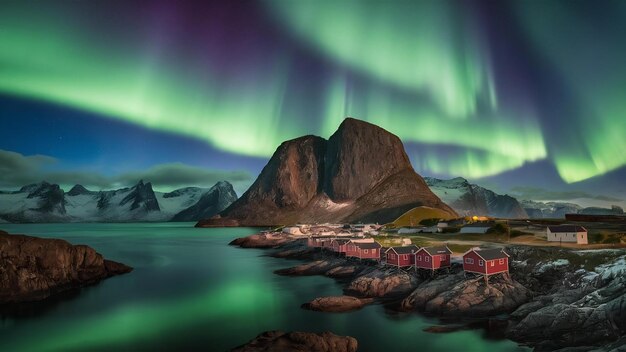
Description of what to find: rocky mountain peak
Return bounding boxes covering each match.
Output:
[324,118,412,201]
[198,117,456,226]
[67,184,92,196]
[119,180,160,212]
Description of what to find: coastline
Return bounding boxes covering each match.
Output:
[230,228,626,351]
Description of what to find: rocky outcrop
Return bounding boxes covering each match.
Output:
[229,233,293,248]
[422,276,531,317]
[0,231,132,303]
[197,118,456,227]
[232,331,358,352]
[401,272,530,317]
[302,296,373,312]
[345,268,419,298]
[275,260,344,276]
[505,250,626,350]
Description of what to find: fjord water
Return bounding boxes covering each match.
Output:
[0,223,527,352]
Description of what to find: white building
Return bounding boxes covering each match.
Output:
[547,225,588,244]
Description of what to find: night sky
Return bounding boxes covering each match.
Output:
[0,0,625,207]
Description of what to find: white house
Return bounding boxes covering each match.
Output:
[547,225,588,244]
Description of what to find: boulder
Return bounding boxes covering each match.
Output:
[302,296,373,313]
[231,330,358,352]
[345,268,419,298]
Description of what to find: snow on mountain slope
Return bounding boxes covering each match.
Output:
[425,177,528,219]
[0,181,237,223]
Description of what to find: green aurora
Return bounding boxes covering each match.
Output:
[0,1,624,183]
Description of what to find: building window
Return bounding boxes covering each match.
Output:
[479,260,484,266]
[417,255,422,261]
[425,256,430,262]
[402,254,407,260]
[465,258,474,264]
[364,249,369,254]
[499,259,504,264]
[372,249,376,254]
[490,261,495,267]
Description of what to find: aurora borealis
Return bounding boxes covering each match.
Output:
[0,1,624,204]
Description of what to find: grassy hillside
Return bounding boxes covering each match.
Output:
[390,206,456,227]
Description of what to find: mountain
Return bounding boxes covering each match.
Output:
[579,205,624,216]
[171,181,238,221]
[424,177,528,219]
[520,200,582,218]
[0,180,237,223]
[197,118,456,227]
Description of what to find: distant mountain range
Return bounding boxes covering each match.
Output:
[425,177,528,219]
[424,177,623,219]
[0,180,237,223]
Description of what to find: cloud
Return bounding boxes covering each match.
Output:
[114,163,252,189]
[510,186,623,202]
[0,150,253,192]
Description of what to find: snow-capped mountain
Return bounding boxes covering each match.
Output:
[0,180,238,223]
[424,177,528,219]
[520,200,582,218]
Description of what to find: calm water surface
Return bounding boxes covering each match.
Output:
[0,223,528,351]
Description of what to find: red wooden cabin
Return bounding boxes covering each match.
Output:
[415,246,452,271]
[352,242,382,260]
[463,248,509,276]
[385,245,419,267]
[330,238,350,254]
[345,239,375,257]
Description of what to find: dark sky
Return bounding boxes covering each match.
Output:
[0,0,624,207]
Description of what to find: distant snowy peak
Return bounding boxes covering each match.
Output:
[520,200,582,218]
[425,177,528,219]
[171,181,237,221]
[0,180,238,223]
[67,184,96,196]
[119,180,160,212]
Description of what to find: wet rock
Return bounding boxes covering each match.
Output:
[231,330,358,352]
[275,260,343,276]
[229,233,293,248]
[0,231,132,303]
[302,296,373,313]
[325,265,363,279]
[345,268,419,298]
[423,276,531,317]
[401,272,465,311]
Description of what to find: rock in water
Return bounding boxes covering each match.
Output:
[231,331,358,352]
[302,296,373,313]
[0,231,132,303]
[197,118,456,227]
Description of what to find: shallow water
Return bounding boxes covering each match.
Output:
[0,223,528,351]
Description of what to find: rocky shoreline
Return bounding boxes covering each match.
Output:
[230,232,626,351]
[0,230,132,304]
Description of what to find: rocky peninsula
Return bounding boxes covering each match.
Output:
[230,230,626,351]
[0,230,132,303]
